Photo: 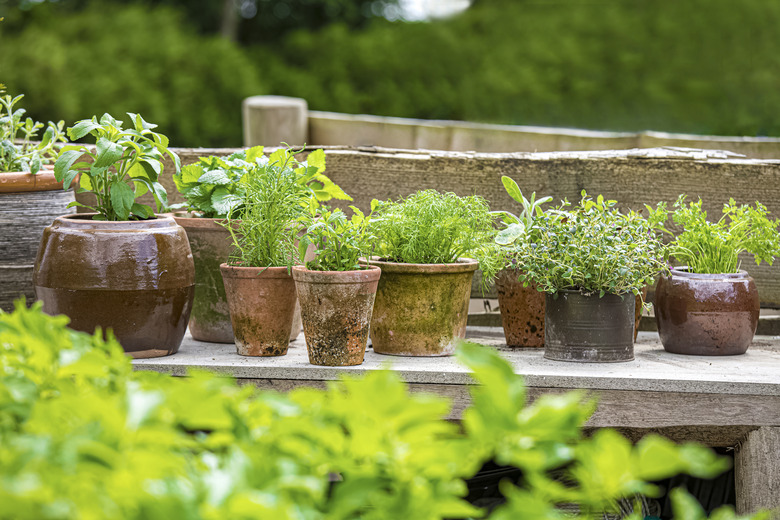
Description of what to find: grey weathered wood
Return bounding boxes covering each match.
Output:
[0,265,35,312]
[242,96,308,147]
[735,427,780,516]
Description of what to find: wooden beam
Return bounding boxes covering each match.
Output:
[735,427,780,516]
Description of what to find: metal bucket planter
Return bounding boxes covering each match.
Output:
[220,265,297,357]
[0,169,75,312]
[654,267,759,356]
[496,268,545,348]
[367,258,478,356]
[33,214,195,358]
[544,290,635,362]
[292,265,380,366]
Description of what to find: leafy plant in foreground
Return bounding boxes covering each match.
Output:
[54,113,181,221]
[666,195,780,274]
[0,94,66,174]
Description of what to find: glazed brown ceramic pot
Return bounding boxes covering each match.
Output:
[544,290,635,363]
[33,214,195,358]
[366,258,478,356]
[293,265,381,366]
[220,264,297,356]
[654,267,759,356]
[495,268,545,348]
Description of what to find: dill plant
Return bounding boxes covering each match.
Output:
[370,189,504,282]
[667,195,780,274]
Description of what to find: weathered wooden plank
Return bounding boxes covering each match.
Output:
[0,265,35,312]
[735,427,780,515]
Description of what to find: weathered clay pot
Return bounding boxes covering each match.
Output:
[220,264,297,356]
[33,214,195,358]
[292,265,381,366]
[0,167,65,193]
[634,286,649,342]
[366,258,479,356]
[544,290,635,363]
[495,268,545,348]
[654,267,759,356]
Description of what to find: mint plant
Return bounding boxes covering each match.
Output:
[667,195,780,274]
[54,113,180,221]
[0,94,66,174]
[507,191,669,297]
[299,205,376,271]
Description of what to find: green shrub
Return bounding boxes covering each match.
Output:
[0,3,264,147]
[0,300,765,519]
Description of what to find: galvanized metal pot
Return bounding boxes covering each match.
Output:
[544,289,635,362]
[654,267,759,356]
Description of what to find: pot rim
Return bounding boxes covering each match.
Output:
[292,264,381,284]
[220,263,294,279]
[172,213,234,230]
[0,167,67,193]
[669,266,750,280]
[53,213,177,229]
[552,288,634,298]
[360,256,478,274]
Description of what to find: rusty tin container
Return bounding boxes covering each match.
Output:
[495,268,545,348]
[220,264,297,357]
[654,267,759,356]
[293,265,381,366]
[366,258,478,356]
[544,290,635,363]
[33,214,195,358]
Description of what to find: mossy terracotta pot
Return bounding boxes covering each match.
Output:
[33,214,195,358]
[366,258,479,356]
[654,267,759,356]
[495,268,545,348]
[220,264,297,357]
[292,265,381,366]
[544,290,635,363]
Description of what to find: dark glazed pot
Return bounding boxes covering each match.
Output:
[496,268,545,348]
[33,214,195,358]
[293,265,380,366]
[544,290,635,363]
[366,258,479,356]
[654,267,759,356]
[220,264,297,356]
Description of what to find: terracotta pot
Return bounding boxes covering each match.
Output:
[654,267,759,356]
[633,286,649,342]
[220,264,297,356]
[495,268,545,348]
[33,214,195,358]
[0,167,65,193]
[366,258,478,356]
[292,265,381,366]
[544,290,635,363]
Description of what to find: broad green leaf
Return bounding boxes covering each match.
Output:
[67,118,101,140]
[306,148,326,172]
[211,187,242,217]
[54,150,84,185]
[180,164,203,184]
[502,175,526,204]
[110,181,134,220]
[93,137,124,168]
[198,169,232,186]
[246,146,264,163]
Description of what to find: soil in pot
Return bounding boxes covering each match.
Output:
[366,258,478,356]
[544,290,635,363]
[495,268,545,348]
[33,214,195,358]
[220,265,297,356]
[654,267,759,356]
[293,265,380,366]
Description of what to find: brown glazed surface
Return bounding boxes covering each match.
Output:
[366,258,478,356]
[33,214,195,357]
[220,265,297,357]
[293,266,380,366]
[654,267,759,356]
[495,268,545,348]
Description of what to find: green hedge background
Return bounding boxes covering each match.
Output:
[1,0,779,147]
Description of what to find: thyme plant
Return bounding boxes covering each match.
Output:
[370,189,504,282]
[298,205,376,271]
[0,94,66,174]
[667,195,780,274]
[509,191,669,297]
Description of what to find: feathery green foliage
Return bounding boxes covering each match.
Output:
[667,195,780,274]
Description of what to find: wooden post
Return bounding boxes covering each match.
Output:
[735,427,780,516]
[242,96,308,148]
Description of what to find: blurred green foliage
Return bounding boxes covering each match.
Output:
[0,300,769,519]
[2,0,780,146]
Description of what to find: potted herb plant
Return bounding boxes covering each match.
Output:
[509,191,668,362]
[366,190,503,356]
[654,196,780,356]
[33,113,194,358]
[494,176,552,348]
[171,147,349,343]
[219,147,327,357]
[0,93,69,311]
[294,206,380,366]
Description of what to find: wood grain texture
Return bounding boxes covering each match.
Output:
[735,427,780,515]
[0,265,35,312]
